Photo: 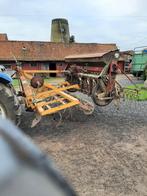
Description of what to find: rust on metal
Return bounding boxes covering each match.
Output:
[65,52,113,59]
[65,50,118,63]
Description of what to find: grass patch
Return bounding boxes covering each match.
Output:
[124,83,147,101]
[12,79,20,89]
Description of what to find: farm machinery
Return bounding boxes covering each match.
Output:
[64,51,124,106]
[0,50,141,127]
[131,46,147,79]
[0,62,95,127]
[0,65,21,124]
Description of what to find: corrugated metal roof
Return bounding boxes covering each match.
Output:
[0,41,118,61]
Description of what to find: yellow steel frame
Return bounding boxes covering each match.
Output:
[17,69,80,116]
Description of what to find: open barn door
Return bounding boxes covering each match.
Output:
[49,63,56,77]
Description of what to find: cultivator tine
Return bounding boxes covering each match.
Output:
[122,91,139,116]
[79,99,95,115]
[31,113,42,128]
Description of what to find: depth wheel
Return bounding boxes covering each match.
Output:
[92,82,113,106]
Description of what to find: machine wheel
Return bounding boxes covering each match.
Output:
[0,85,20,124]
[92,81,113,106]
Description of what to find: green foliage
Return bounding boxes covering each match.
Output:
[124,84,147,101]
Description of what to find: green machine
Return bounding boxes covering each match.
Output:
[131,46,147,80]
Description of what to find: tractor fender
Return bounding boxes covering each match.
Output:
[0,73,13,97]
[0,72,12,84]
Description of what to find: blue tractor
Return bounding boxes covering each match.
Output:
[0,65,21,124]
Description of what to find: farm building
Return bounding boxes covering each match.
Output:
[117,51,133,72]
[0,33,118,76]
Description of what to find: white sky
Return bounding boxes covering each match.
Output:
[0,0,147,50]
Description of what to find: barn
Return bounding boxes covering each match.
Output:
[0,33,118,76]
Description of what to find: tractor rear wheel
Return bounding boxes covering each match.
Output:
[0,84,20,125]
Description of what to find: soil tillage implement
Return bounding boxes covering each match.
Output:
[92,65,147,112]
[14,66,95,127]
[65,63,124,109]
[64,52,146,111]
[8,51,145,127]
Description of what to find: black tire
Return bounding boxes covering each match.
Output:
[92,81,113,106]
[0,87,19,124]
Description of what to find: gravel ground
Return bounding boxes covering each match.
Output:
[20,75,147,196]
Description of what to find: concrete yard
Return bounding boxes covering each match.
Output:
[20,75,147,196]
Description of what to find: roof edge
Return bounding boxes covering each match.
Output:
[0,40,117,46]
